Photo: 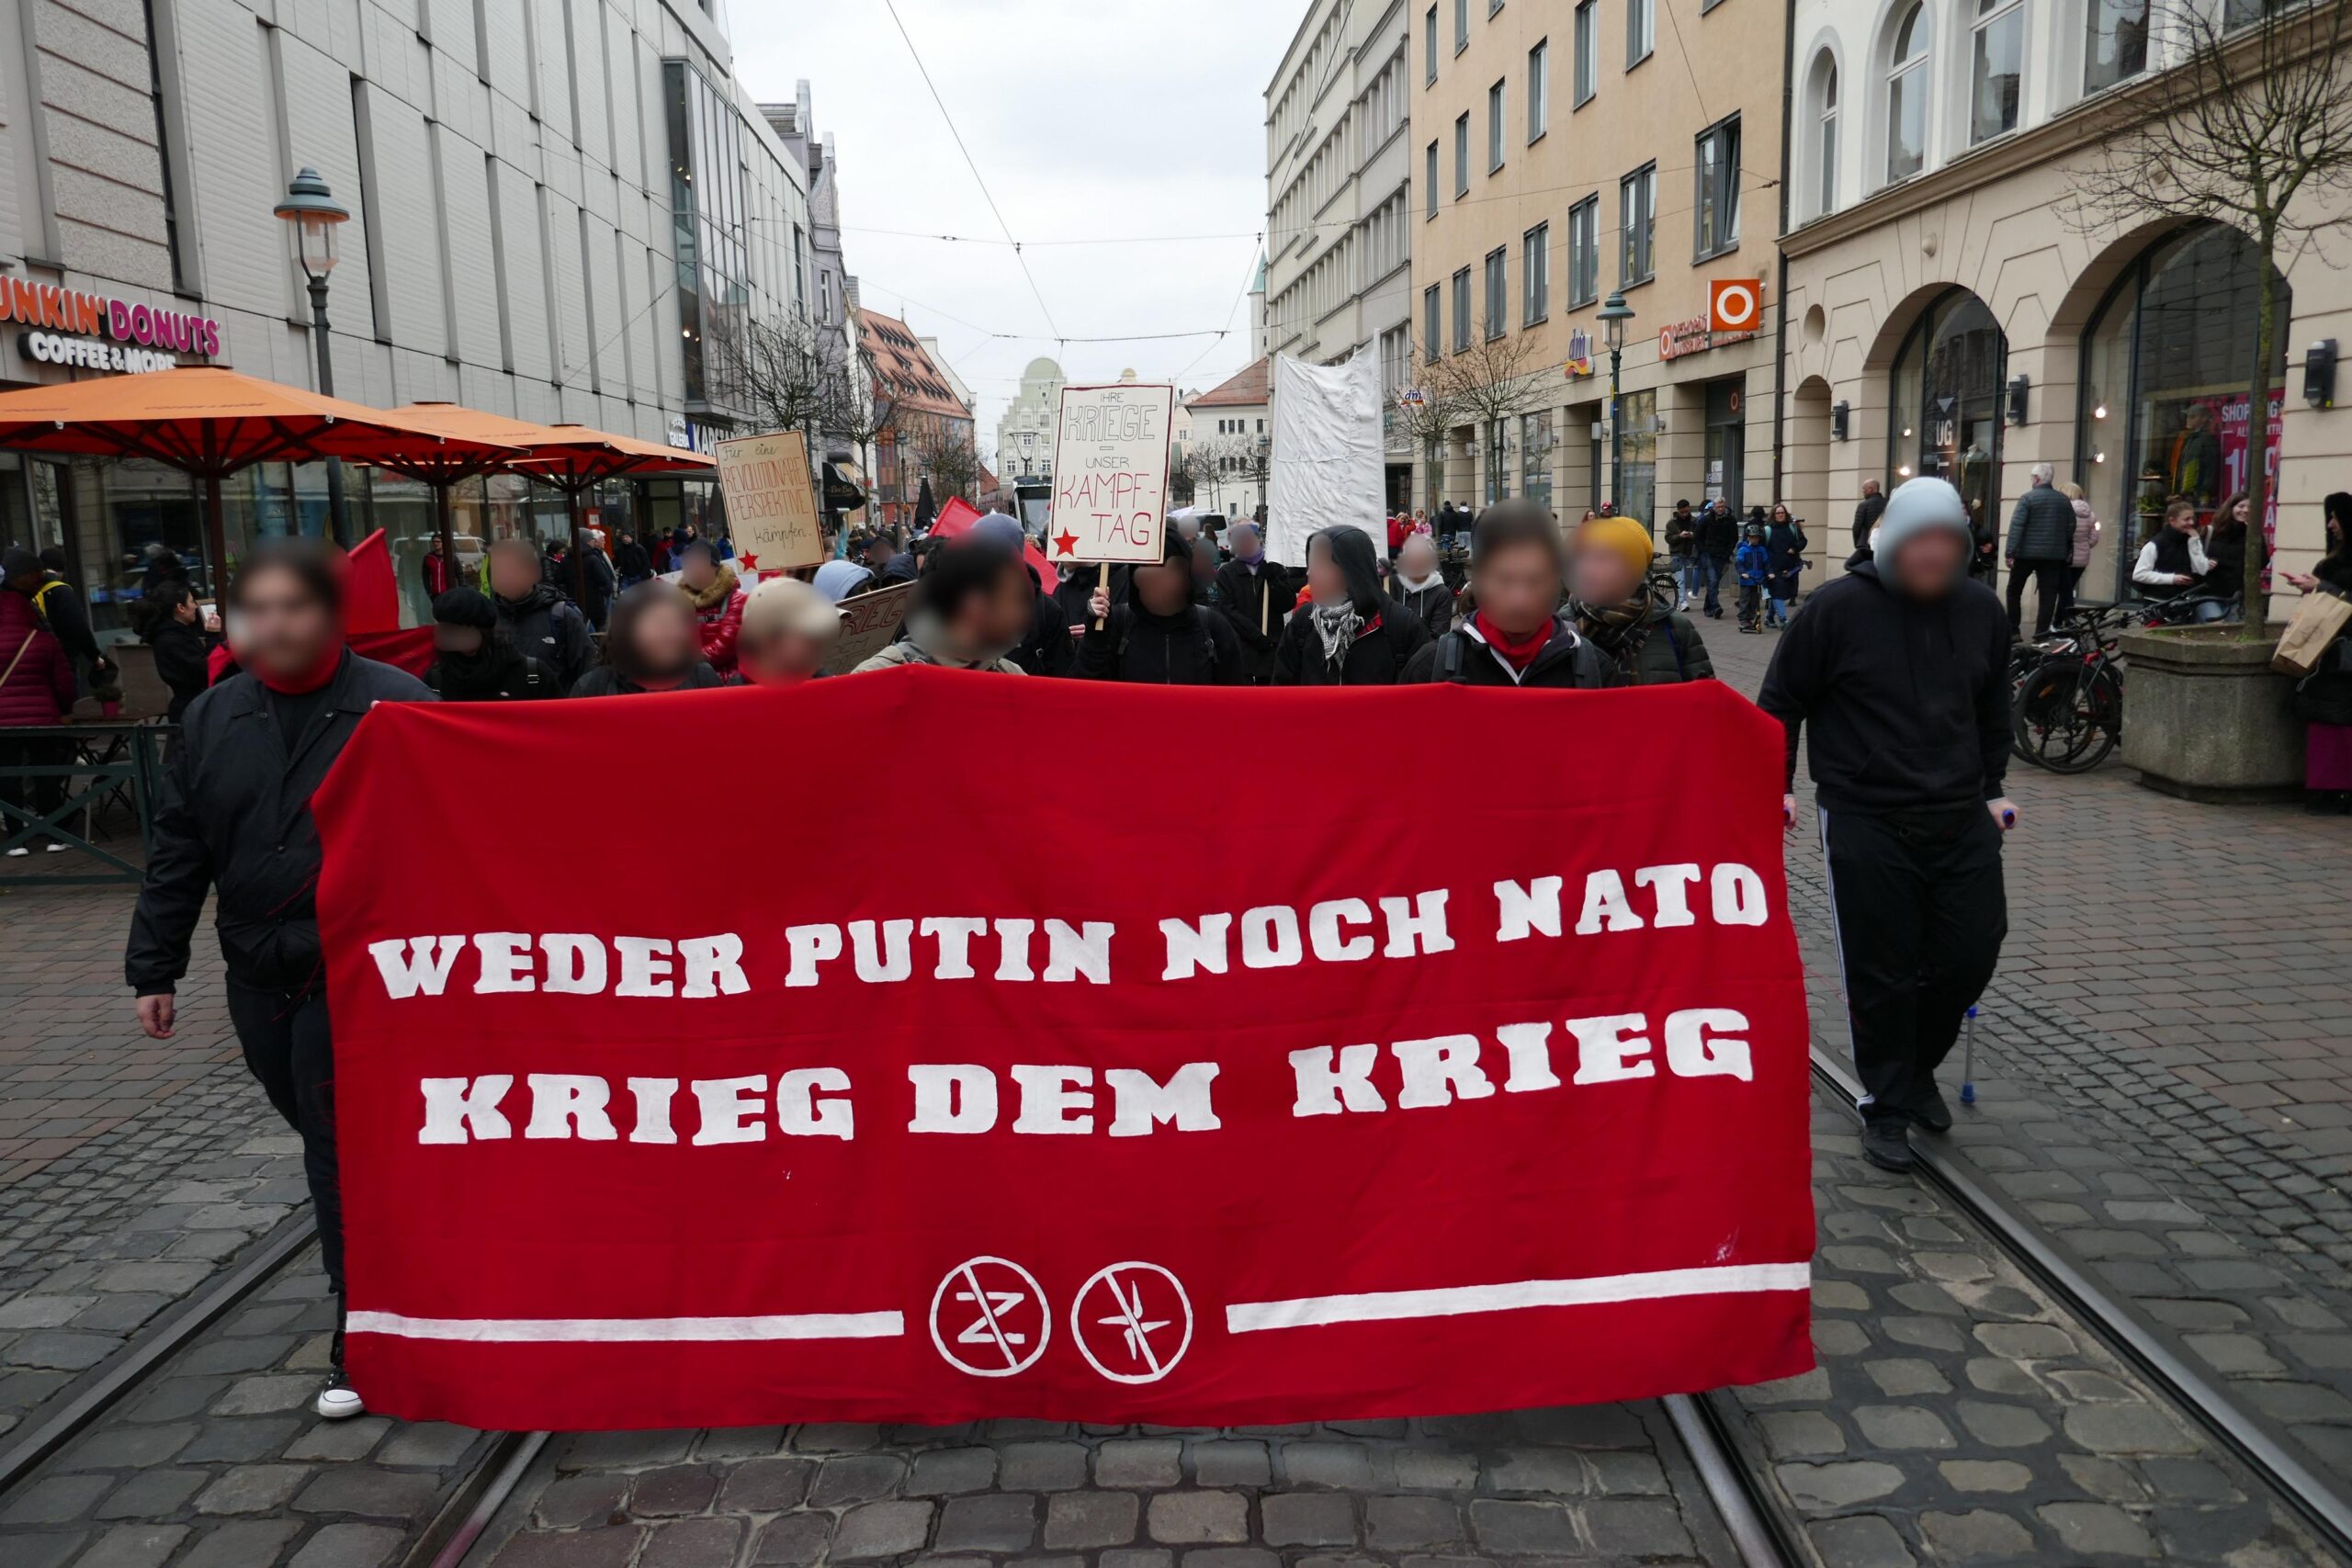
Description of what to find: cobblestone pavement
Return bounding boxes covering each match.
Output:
[1708,618,2352,1493]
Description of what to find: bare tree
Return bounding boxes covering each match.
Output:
[2068,0,2352,634]
[1396,340,1474,512]
[907,417,985,506]
[1437,321,1553,504]
[828,347,899,509]
[718,315,843,440]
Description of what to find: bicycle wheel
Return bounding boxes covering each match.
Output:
[2013,657,2101,771]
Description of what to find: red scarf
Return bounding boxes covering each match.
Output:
[1474,611,1550,672]
[254,641,345,695]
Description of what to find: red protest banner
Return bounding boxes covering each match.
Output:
[313,671,1813,1430]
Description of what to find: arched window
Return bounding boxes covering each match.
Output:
[1970,0,2024,144]
[1813,52,1840,217]
[1885,4,1928,183]
[1888,290,2007,549]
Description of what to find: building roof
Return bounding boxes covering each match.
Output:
[854,308,971,423]
[1187,355,1271,410]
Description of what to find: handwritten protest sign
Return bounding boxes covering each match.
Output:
[1049,383,1174,565]
[716,430,824,572]
[822,581,916,675]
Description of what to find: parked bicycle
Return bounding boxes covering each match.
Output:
[2011,595,2232,773]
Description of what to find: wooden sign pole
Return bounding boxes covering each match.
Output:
[1094,561,1110,632]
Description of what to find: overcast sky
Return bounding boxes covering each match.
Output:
[728,2,1298,457]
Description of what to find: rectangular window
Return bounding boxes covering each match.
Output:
[1454,113,1469,195]
[1573,2,1598,104]
[1620,163,1655,284]
[1424,283,1442,359]
[1452,266,1472,352]
[2085,0,2151,92]
[1426,4,1440,83]
[1693,115,1741,259]
[1567,195,1600,307]
[1484,246,1507,338]
[1426,141,1440,217]
[1971,0,2024,144]
[1522,222,1549,325]
[1487,80,1506,172]
[1454,0,1468,52]
[1528,39,1549,140]
[1626,0,1654,66]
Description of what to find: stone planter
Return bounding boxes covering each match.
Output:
[2119,628,2304,801]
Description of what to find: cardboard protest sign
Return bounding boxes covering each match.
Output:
[1049,383,1175,565]
[716,430,824,572]
[821,582,917,675]
[316,675,1814,1430]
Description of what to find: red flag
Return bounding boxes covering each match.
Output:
[343,528,401,634]
[314,672,1814,1430]
[930,497,1060,589]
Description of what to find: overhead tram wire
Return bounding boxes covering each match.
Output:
[881,0,1062,345]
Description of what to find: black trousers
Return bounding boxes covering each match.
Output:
[225,981,344,1295]
[0,734,73,847]
[2005,558,2069,637]
[1820,807,2007,1122]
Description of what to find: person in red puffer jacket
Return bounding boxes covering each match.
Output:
[676,540,746,676]
[1,548,81,855]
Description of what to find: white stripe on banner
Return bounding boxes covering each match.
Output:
[346,1310,906,1343]
[1223,1263,1811,1334]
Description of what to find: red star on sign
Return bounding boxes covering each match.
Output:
[737,552,761,570]
[1054,530,1080,558]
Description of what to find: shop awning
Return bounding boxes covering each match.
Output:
[383,404,715,494]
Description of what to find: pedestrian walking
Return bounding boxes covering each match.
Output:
[580,533,616,632]
[2059,482,2099,625]
[1695,498,1737,619]
[1385,533,1458,642]
[571,581,728,695]
[2282,492,2352,814]
[1765,504,1809,627]
[614,529,653,590]
[1402,502,1606,688]
[1273,525,1430,685]
[1735,523,1770,633]
[423,589,551,700]
[854,541,1034,674]
[1852,478,1886,558]
[420,535,455,600]
[676,540,747,677]
[2004,462,2077,637]
[0,547,77,855]
[1080,532,1245,685]
[130,581,221,724]
[1211,521,1286,684]
[125,536,435,1418]
[1664,500,1701,607]
[736,577,842,687]
[1758,476,2014,1172]
[32,547,112,705]
[487,537,596,692]
[1567,515,1713,685]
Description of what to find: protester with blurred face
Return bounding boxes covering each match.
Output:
[854,542,1032,674]
[1386,533,1457,643]
[676,540,747,676]
[1758,476,2013,1173]
[1569,515,1713,685]
[571,581,726,695]
[125,536,432,1424]
[1080,530,1244,685]
[487,536,594,691]
[424,588,548,700]
[1211,521,1285,684]
[736,577,842,686]
[1403,503,1605,688]
[971,513,1076,676]
[1273,525,1430,685]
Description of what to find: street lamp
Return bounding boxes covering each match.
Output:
[274,167,352,542]
[1597,290,1635,515]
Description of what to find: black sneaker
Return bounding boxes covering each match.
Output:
[1861,1117,1916,1171]
[316,1327,364,1420]
[1906,1086,1954,1133]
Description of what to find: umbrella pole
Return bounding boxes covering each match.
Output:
[568,485,590,613]
[203,475,227,601]
[435,482,458,592]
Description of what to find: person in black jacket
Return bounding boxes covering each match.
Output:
[613,529,654,590]
[1758,476,2014,1173]
[1385,533,1457,643]
[1402,502,1607,688]
[424,588,552,700]
[1274,525,1430,685]
[126,536,433,1423]
[1080,531,1246,685]
[1211,522,1286,683]
[570,581,728,695]
[487,537,595,692]
[1694,499,1737,619]
[1851,479,1886,557]
[579,534,617,630]
[972,514,1077,677]
[128,581,220,722]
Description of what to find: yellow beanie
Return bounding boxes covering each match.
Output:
[1574,514,1655,578]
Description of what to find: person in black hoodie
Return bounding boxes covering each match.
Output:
[423,588,551,700]
[1694,498,1738,618]
[1274,525,1430,685]
[1402,502,1607,688]
[129,581,221,723]
[570,581,729,696]
[1211,522,1286,683]
[1758,476,2014,1173]
[1080,530,1245,685]
[126,536,434,1424]
[487,537,596,691]
[1385,533,1457,642]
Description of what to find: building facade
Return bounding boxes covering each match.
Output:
[854,307,973,525]
[996,355,1066,485]
[1264,0,1416,505]
[1409,0,1785,526]
[1779,0,2344,605]
[0,0,812,633]
[1187,356,1272,518]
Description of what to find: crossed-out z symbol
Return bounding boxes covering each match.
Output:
[956,1283,1029,1350]
[929,1257,1049,1378]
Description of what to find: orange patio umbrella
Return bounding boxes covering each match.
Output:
[0,367,525,591]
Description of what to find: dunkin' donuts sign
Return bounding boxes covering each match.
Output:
[2,276,223,374]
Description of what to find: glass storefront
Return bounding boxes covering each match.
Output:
[2076,221,2290,599]
[1704,377,1745,513]
[1618,389,1658,528]
[1520,411,1554,512]
[1889,290,2007,558]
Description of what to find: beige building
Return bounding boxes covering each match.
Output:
[1410,0,1784,525]
[1780,0,2345,610]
